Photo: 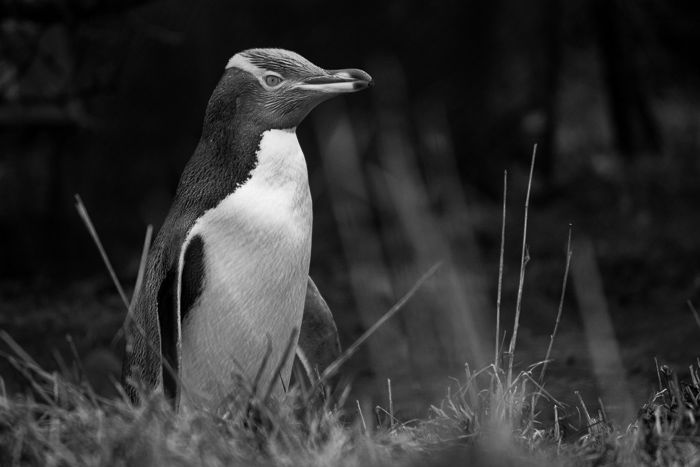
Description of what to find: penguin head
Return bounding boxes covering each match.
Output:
[217,48,373,130]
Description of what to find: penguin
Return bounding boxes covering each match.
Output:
[122,48,371,410]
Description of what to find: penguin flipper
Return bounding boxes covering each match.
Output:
[157,265,179,401]
[169,234,206,404]
[121,243,177,404]
[296,277,341,381]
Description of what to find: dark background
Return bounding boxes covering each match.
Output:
[1,0,700,423]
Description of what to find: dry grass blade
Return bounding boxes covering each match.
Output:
[687,301,700,331]
[66,335,87,385]
[0,330,43,371]
[495,170,507,369]
[293,346,314,387]
[113,225,153,346]
[0,331,58,406]
[539,224,573,383]
[387,378,394,429]
[356,400,368,434]
[654,357,663,393]
[507,144,537,386]
[522,372,564,409]
[263,328,299,404]
[74,194,130,310]
[575,390,594,432]
[318,262,442,385]
[250,336,273,400]
[128,225,153,315]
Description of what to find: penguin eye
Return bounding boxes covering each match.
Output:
[264,75,283,87]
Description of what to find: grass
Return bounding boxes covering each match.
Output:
[1,326,699,466]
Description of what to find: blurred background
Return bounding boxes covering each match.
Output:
[1,0,700,425]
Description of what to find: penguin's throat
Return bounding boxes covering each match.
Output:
[249,128,304,188]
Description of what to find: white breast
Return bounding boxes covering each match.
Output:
[178,128,312,409]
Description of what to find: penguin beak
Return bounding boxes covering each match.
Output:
[297,68,373,94]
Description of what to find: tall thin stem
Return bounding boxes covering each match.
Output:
[507,144,537,387]
[539,224,573,383]
[495,170,507,369]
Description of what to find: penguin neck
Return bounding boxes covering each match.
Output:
[176,110,301,217]
[174,97,260,210]
[200,93,259,176]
